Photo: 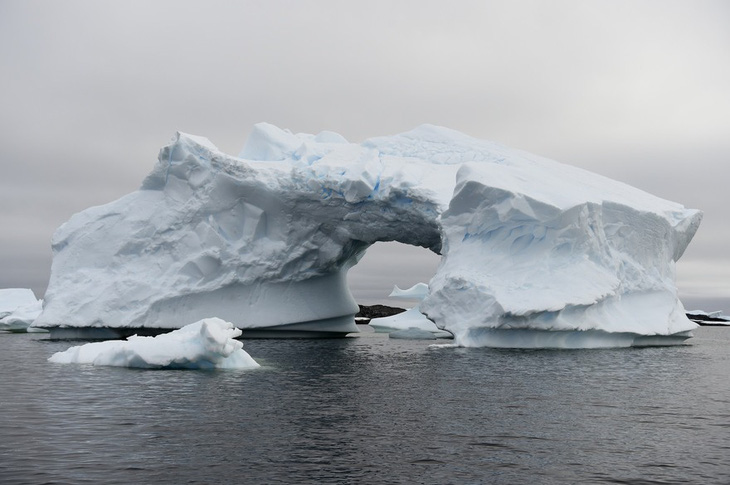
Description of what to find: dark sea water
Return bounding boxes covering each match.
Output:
[1,326,729,484]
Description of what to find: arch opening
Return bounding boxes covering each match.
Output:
[346,241,454,338]
[347,241,441,307]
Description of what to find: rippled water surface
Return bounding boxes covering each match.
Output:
[1,326,729,484]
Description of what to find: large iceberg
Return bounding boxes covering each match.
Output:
[48,318,259,369]
[33,123,702,347]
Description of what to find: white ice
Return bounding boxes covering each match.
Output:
[34,123,702,348]
[48,318,260,369]
[0,288,37,318]
[369,284,452,338]
[0,288,44,332]
[388,283,429,300]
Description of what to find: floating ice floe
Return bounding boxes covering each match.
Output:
[370,283,452,338]
[33,123,702,348]
[0,288,44,332]
[48,318,259,369]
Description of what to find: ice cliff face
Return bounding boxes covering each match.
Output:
[34,123,702,347]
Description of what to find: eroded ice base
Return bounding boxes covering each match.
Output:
[458,328,693,349]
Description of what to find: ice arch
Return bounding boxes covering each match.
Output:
[34,124,702,347]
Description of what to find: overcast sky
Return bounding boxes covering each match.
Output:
[1,0,728,310]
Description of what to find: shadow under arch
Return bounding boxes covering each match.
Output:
[236,239,443,339]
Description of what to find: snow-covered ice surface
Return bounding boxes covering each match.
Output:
[48,318,260,369]
[369,284,452,338]
[0,289,44,332]
[34,123,702,348]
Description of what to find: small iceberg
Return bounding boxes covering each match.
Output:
[48,318,259,370]
[0,288,44,332]
[370,284,452,338]
[686,309,730,326]
[388,282,429,300]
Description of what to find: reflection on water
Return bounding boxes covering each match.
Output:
[1,327,729,484]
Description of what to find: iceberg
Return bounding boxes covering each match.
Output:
[369,283,452,338]
[686,310,730,326]
[48,318,260,369]
[0,288,43,332]
[0,288,37,318]
[33,123,702,348]
[388,282,430,300]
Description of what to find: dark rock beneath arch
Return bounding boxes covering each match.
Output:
[356,304,406,323]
